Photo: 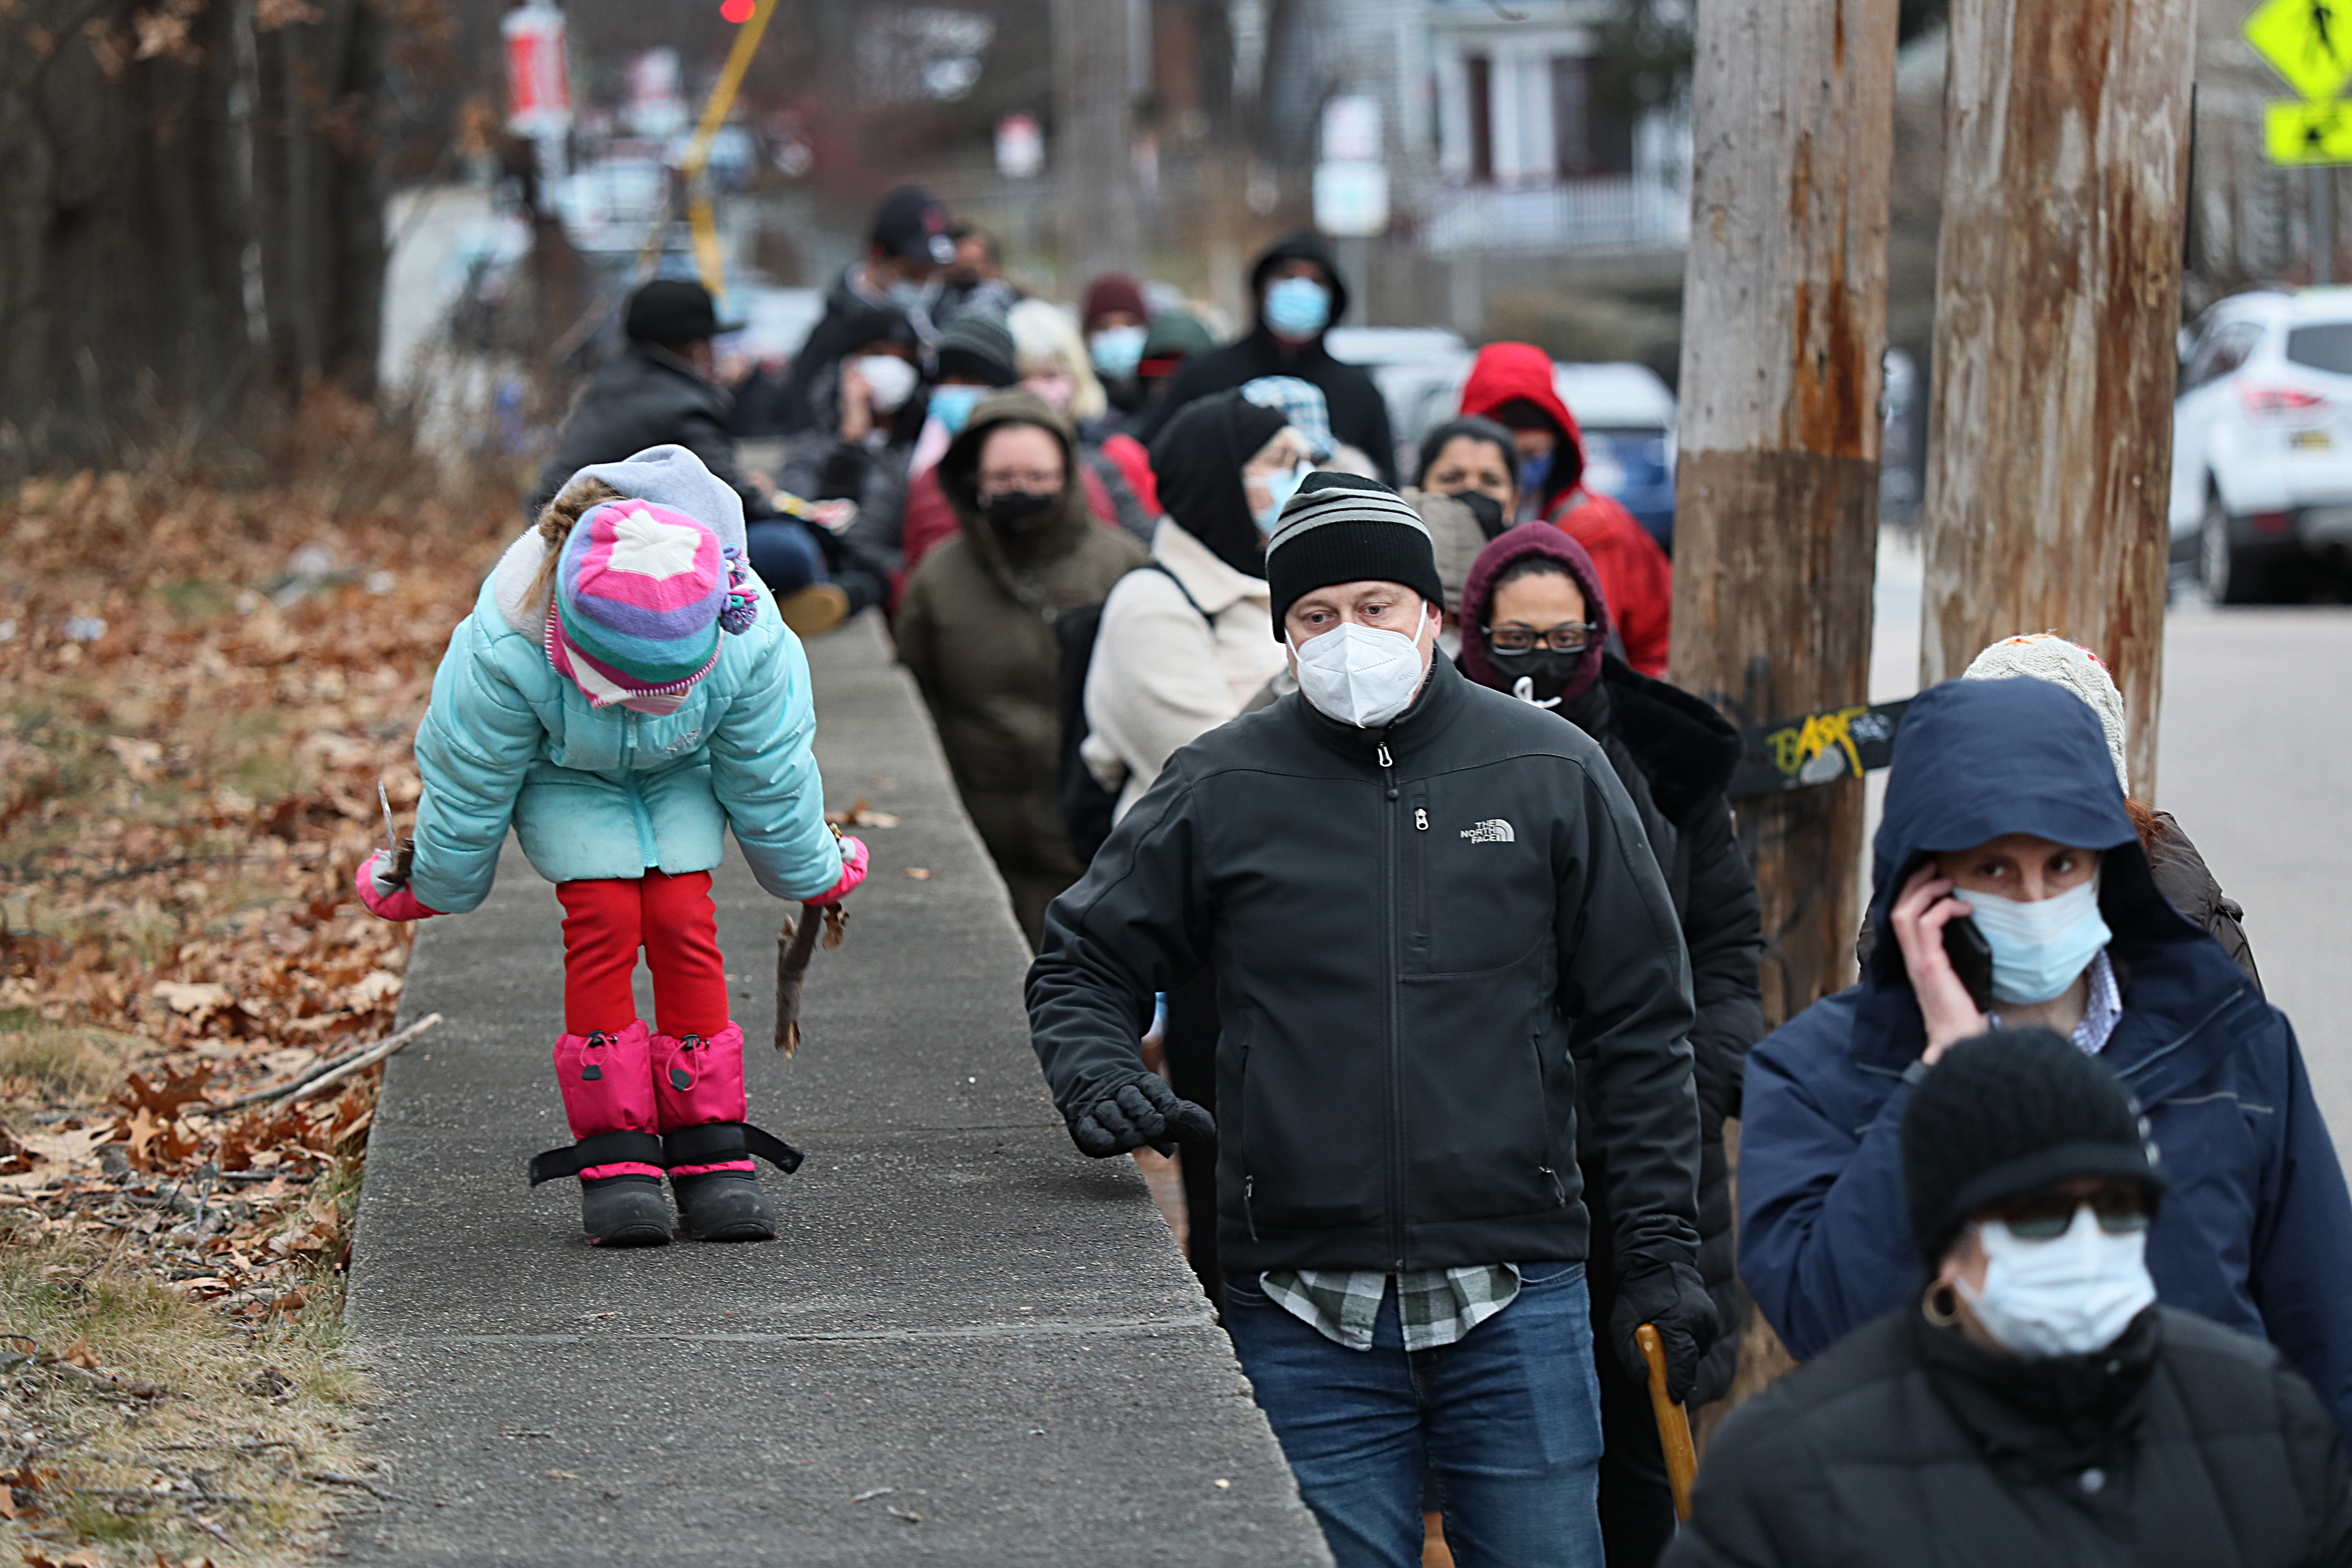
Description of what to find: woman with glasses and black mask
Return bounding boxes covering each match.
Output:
[1457,521,1766,1568]
[1669,1026,2352,1568]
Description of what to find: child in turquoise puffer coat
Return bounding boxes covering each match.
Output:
[355,445,868,1247]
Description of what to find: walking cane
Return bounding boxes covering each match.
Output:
[1636,1323,1699,1522]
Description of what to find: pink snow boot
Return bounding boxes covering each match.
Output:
[529,1022,671,1247]
[652,1023,802,1242]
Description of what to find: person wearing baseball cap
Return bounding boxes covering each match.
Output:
[775,186,958,439]
[530,277,885,637]
[1666,1028,2352,1568]
[1029,470,1712,1567]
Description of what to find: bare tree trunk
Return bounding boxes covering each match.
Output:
[1920,0,2196,799]
[1670,0,1899,1024]
[0,0,383,469]
[1054,0,1142,288]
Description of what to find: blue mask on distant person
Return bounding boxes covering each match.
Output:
[929,384,985,436]
[1089,325,1147,381]
[1263,277,1332,339]
[1519,450,1554,500]
[1253,461,1309,534]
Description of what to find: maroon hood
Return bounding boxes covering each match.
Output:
[1457,521,1610,701]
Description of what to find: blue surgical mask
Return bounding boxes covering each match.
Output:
[1253,461,1308,534]
[1263,277,1332,339]
[1518,450,1554,502]
[1964,874,2111,1005]
[1089,325,1147,381]
[929,384,985,436]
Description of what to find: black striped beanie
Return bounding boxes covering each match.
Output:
[1263,472,1445,641]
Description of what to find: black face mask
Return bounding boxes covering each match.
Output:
[1487,644,1583,701]
[1456,490,1507,540]
[978,489,1058,532]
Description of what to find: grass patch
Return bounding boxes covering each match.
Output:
[0,1220,374,1567]
[0,1025,141,1104]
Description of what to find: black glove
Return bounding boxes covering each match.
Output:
[1066,1072,1216,1159]
[1609,1260,1718,1406]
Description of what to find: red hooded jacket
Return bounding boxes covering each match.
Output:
[1459,343,1672,676]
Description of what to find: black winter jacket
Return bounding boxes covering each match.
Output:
[1565,659,1763,1404]
[1128,232,1396,481]
[1664,1306,2352,1568]
[1026,654,1703,1279]
[531,345,772,521]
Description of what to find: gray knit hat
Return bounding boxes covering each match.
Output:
[1962,633,2130,794]
[934,309,1018,387]
[1263,472,1444,640]
[574,444,747,553]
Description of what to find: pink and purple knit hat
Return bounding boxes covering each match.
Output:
[545,500,758,708]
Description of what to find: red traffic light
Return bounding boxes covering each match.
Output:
[720,0,753,21]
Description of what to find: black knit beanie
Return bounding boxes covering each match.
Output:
[1901,1027,2165,1266]
[1263,472,1446,641]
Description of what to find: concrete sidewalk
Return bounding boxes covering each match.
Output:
[335,616,1328,1565]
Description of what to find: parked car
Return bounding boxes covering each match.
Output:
[2171,287,2352,602]
[1402,358,1679,551]
[1325,326,1475,476]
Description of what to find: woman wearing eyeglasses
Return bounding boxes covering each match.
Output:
[1738,676,2352,1442]
[1458,521,1765,1568]
[1667,1026,2352,1568]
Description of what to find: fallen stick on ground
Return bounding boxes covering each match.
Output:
[282,1014,441,1104]
[203,1014,443,1113]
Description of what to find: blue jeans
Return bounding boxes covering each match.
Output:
[1225,1262,1605,1568]
[744,518,828,595]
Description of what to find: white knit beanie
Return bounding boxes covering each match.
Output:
[1962,633,2130,795]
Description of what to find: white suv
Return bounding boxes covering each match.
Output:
[2171,288,2352,602]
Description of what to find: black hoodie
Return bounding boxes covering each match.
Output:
[1128,231,1397,481]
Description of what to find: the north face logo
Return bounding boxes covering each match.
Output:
[1460,818,1515,844]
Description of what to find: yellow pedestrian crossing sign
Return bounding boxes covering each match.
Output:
[2248,0,2352,105]
[2269,99,2352,164]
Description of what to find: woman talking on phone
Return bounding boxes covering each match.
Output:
[1735,677,2352,1437]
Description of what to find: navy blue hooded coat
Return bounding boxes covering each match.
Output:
[1739,677,2352,1435]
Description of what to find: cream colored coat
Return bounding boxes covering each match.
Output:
[1080,518,1289,820]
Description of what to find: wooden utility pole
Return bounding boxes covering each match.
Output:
[1920,0,2196,799]
[1053,0,1142,288]
[1670,0,1899,1024]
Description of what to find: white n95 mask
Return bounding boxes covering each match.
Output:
[1289,609,1433,729]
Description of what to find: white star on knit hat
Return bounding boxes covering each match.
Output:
[601,505,704,581]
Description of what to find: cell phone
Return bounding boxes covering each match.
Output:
[1942,913,1995,1014]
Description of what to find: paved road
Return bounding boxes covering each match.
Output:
[335,617,1327,1567]
[2157,602,2352,1134]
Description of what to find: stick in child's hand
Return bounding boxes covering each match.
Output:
[774,905,824,1054]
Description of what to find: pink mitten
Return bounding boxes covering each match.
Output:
[355,851,440,923]
[804,833,869,906]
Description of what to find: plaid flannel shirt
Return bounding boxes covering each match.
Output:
[1260,1265,1522,1352]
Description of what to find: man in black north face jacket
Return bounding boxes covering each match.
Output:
[1027,472,1710,1568]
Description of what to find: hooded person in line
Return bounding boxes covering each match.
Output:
[894,391,1148,945]
[1737,677,2352,1438]
[1460,522,1762,1568]
[1458,343,1672,677]
[1078,390,1304,1309]
[1668,1027,2352,1568]
[1128,232,1396,482]
[1082,273,1153,420]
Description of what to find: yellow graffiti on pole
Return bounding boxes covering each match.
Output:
[1768,705,1870,783]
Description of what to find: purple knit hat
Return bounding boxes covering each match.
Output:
[545,500,756,708]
